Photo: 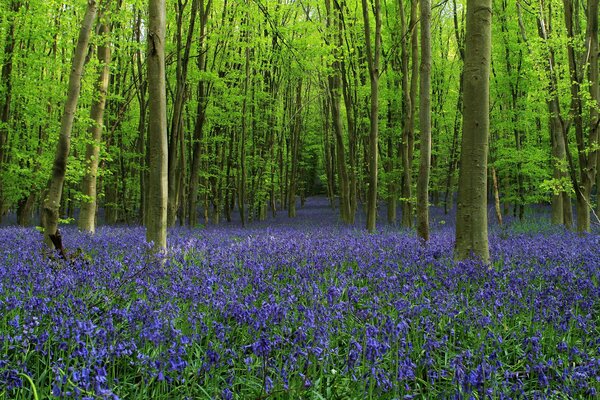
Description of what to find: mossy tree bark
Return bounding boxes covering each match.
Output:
[42,0,97,248]
[146,0,168,250]
[455,0,492,263]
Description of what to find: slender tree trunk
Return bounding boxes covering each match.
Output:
[288,81,302,218]
[491,166,503,225]
[537,1,572,228]
[146,0,168,249]
[167,0,198,226]
[42,0,97,248]
[417,0,431,241]
[188,0,211,227]
[399,0,413,227]
[444,0,464,215]
[326,0,351,223]
[239,16,250,227]
[587,0,599,224]
[78,21,111,233]
[455,0,492,263]
[363,0,381,232]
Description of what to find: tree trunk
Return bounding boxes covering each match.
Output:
[326,0,351,223]
[363,0,381,233]
[239,17,250,227]
[146,0,168,249]
[491,166,502,226]
[401,0,418,228]
[288,81,302,218]
[167,0,199,226]
[537,1,573,228]
[42,0,97,248]
[78,21,111,234]
[455,0,492,263]
[444,0,464,215]
[563,0,596,233]
[417,0,431,241]
[0,1,20,222]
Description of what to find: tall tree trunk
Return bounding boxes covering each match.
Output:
[417,0,431,241]
[146,0,168,249]
[0,1,20,222]
[444,0,464,215]
[326,0,351,223]
[239,13,250,227]
[455,0,492,263]
[167,0,198,226]
[78,21,111,233]
[538,0,572,228]
[401,0,418,228]
[563,0,597,232]
[587,0,599,225]
[363,0,381,232]
[188,0,211,227]
[133,9,148,225]
[42,0,97,248]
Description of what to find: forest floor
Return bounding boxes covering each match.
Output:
[1,198,599,399]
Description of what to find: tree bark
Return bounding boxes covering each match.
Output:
[326,0,351,223]
[363,0,381,233]
[146,0,168,249]
[0,1,20,222]
[288,80,302,218]
[455,0,492,263]
[42,0,97,248]
[417,0,431,241]
[78,21,111,234]
[401,0,418,228]
[491,166,502,226]
[167,0,199,226]
[563,0,597,232]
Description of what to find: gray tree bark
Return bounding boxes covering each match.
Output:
[146,0,168,249]
[455,0,492,263]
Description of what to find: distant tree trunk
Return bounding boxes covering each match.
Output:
[444,0,464,215]
[42,0,97,248]
[326,0,351,223]
[491,166,502,225]
[455,0,492,263]
[288,80,302,218]
[401,0,418,228]
[146,0,168,249]
[239,16,250,227]
[537,2,572,228]
[167,0,198,226]
[78,21,111,234]
[417,0,431,241]
[363,0,381,233]
[188,0,211,227]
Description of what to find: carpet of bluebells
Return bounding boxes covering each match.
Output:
[1,199,599,399]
